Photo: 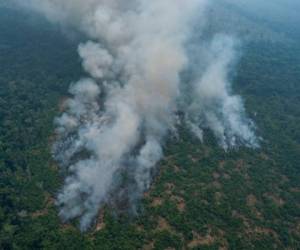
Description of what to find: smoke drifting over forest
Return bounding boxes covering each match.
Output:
[14,0,258,231]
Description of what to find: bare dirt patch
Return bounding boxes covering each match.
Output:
[246,194,257,207]
[157,217,172,231]
[235,159,246,172]
[31,210,48,218]
[31,193,55,218]
[151,197,163,207]
[143,241,154,250]
[58,96,69,112]
[188,230,215,248]
[165,183,175,195]
[171,195,186,212]
[95,210,106,232]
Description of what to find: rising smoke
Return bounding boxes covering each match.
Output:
[14,0,258,231]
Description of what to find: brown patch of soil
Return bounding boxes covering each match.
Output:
[188,231,215,248]
[143,241,154,250]
[58,96,69,112]
[151,197,163,207]
[235,159,246,172]
[31,193,54,218]
[171,195,186,212]
[95,210,106,232]
[157,217,172,231]
[165,183,175,195]
[246,194,257,207]
[31,210,48,218]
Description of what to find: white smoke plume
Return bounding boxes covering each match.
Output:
[185,35,258,149]
[14,0,258,230]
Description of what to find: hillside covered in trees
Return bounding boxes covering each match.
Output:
[0,2,299,250]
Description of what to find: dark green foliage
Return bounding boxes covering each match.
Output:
[0,6,299,250]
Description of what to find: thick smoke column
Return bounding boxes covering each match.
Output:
[15,0,258,230]
[185,35,258,149]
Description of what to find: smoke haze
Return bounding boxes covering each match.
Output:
[14,0,258,231]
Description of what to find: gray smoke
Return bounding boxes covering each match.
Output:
[185,35,258,149]
[14,0,258,231]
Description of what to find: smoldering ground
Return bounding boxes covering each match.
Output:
[12,0,258,231]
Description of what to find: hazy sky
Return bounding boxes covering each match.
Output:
[221,0,300,25]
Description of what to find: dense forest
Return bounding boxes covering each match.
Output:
[0,4,299,250]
